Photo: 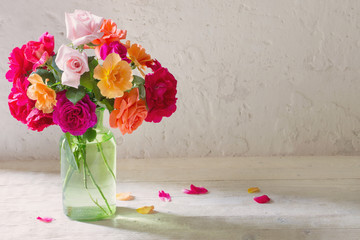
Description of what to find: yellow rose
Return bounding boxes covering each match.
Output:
[93,53,133,98]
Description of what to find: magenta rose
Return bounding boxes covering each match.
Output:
[8,78,35,124]
[26,108,55,132]
[65,10,104,46]
[24,32,55,71]
[144,64,177,123]
[100,41,130,63]
[53,91,97,136]
[6,45,34,85]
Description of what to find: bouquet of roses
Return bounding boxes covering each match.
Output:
[6,9,177,137]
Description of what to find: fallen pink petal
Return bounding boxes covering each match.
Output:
[37,217,54,223]
[183,184,208,194]
[254,195,271,204]
[159,190,171,202]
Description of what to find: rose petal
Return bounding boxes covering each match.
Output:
[183,184,208,194]
[116,192,134,201]
[182,189,194,194]
[190,184,208,194]
[158,190,171,202]
[136,206,154,214]
[248,187,260,193]
[61,71,81,88]
[37,217,54,223]
[254,195,270,204]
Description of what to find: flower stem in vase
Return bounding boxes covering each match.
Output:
[97,140,116,181]
[83,158,113,215]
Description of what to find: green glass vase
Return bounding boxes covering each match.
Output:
[60,108,116,221]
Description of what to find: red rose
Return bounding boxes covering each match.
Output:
[8,78,35,124]
[144,64,177,123]
[26,108,55,132]
[24,32,55,71]
[6,45,33,86]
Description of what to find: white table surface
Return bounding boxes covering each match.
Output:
[0,156,359,240]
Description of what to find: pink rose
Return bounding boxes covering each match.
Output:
[55,44,89,88]
[144,63,177,123]
[8,78,36,124]
[26,108,55,132]
[24,32,55,71]
[65,10,104,46]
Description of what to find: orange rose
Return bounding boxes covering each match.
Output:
[93,53,133,98]
[127,42,153,69]
[26,74,56,113]
[92,19,127,58]
[109,88,147,135]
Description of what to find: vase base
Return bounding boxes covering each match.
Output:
[64,205,116,221]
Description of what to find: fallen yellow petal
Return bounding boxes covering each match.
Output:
[116,192,134,201]
[248,187,260,193]
[136,205,154,214]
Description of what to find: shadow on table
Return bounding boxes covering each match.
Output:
[87,207,250,239]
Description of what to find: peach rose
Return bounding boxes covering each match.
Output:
[93,53,133,98]
[27,74,57,113]
[127,42,153,69]
[109,88,147,135]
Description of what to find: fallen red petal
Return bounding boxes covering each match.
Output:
[159,190,171,202]
[183,184,208,194]
[37,216,54,223]
[254,195,270,204]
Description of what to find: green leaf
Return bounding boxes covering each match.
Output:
[132,75,145,86]
[131,75,146,100]
[101,98,115,112]
[86,42,98,47]
[84,128,97,142]
[51,56,62,73]
[80,72,93,90]
[79,57,98,91]
[89,57,98,71]
[35,68,57,85]
[92,81,103,101]
[138,84,146,99]
[51,56,63,82]
[64,132,79,171]
[66,87,86,104]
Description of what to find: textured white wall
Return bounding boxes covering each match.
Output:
[1,0,360,160]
